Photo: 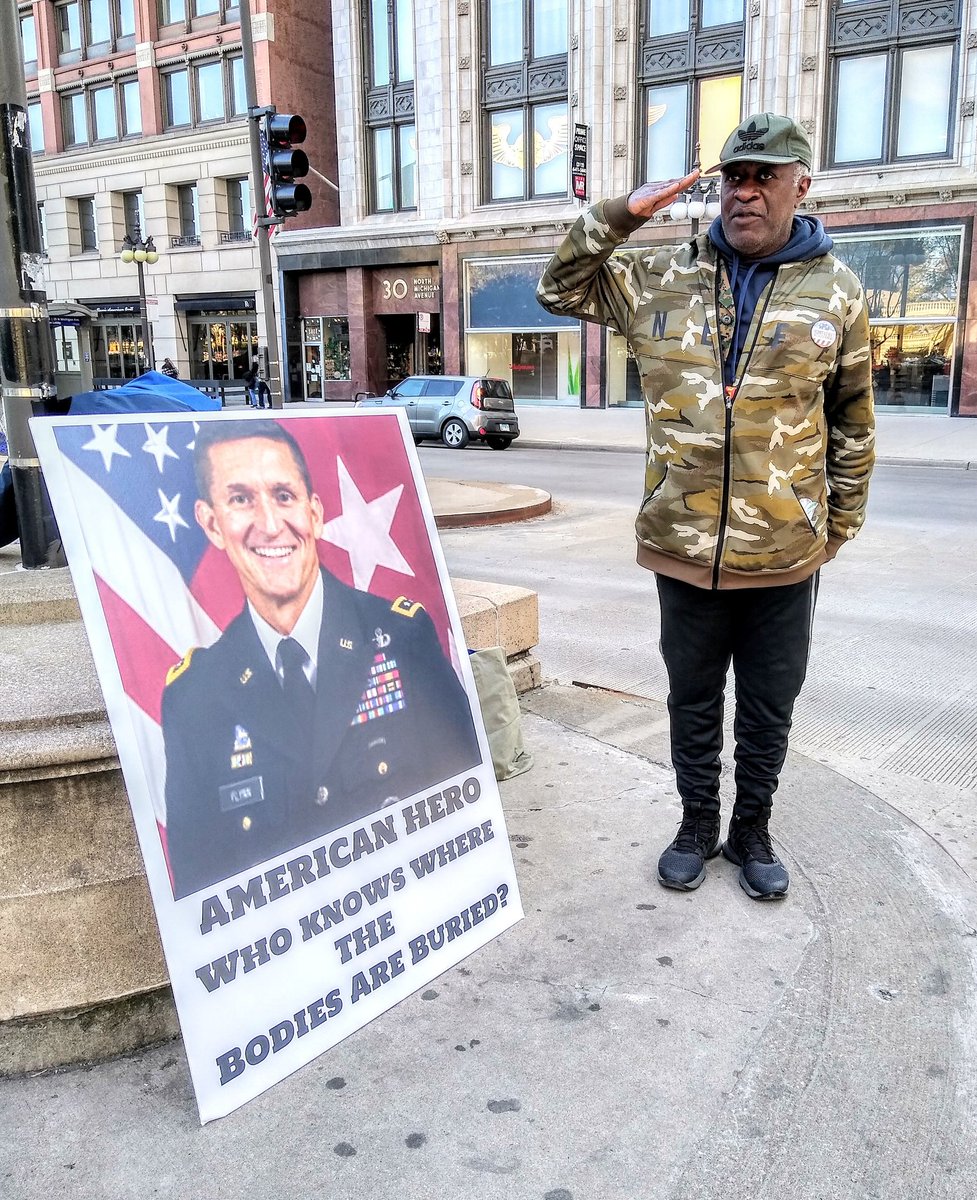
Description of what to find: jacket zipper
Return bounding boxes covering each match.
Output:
[710,266,779,590]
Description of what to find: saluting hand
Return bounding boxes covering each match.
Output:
[627,170,702,219]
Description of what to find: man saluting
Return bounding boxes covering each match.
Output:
[162,419,481,899]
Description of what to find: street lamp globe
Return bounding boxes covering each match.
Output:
[145,247,159,265]
[120,247,135,263]
[668,200,688,221]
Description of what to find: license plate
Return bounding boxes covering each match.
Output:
[498,423,510,431]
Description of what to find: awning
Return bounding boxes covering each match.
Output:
[173,294,256,313]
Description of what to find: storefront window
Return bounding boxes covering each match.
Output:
[187,313,258,380]
[465,257,580,404]
[833,226,962,410]
[301,316,351,399]
[606,332,644,407]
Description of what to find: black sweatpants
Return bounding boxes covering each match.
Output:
[655,572,819,824]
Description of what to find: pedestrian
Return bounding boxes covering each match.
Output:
[537,113,875,900]
[160,357,179,378]
[241,362,257,406]
[161,419,481,898]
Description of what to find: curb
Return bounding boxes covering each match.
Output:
[512,439,977,469]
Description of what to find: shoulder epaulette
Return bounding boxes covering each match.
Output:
[165,647,198,686]
[391,595,424,618]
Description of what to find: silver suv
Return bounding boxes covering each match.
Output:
[356,375,520,450]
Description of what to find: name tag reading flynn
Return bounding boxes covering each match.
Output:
[219,776,265,812]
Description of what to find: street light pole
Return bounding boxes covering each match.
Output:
[119,224,158,373]
[667,148,721,238]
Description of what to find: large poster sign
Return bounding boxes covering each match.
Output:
[32,409,522,1122]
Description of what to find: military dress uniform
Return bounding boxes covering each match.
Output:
[162,569,481,899]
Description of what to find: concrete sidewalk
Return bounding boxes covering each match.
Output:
[510,404,977,468]
[2,681,974,1199]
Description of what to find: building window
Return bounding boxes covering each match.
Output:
[161,57,243,128]
[833,226,962,412]
[21,11,38,74]
[61,91,87,146]
[77,196,99,253]
[27,100,44,154]
[159,0,239,25]
[638,0,744,180]
[482,0,570,203]
[364,0,417,212]
[828,1,959,167]
[465,256,581,402]
[173,183,201,246]
[59,78,141,147]
[122,190,144,239]
[221,177,252,241]
[56,0,136,64]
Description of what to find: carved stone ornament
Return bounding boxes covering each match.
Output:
[969,32,977,48]
[804,198,818,211]
[804,0,819,7]
[615,27,628,41]
[460,161,473,175]
[613,143,627,157]
[493,227,505,238]
[939,189,953,201]
[614,86,626,100]
[848,196,862,209]
[458,0,469,13]
[459,55,471,69]
[802,55,817,71]
[749,0,760,14]
[523,226,535,235]
[570,92,578,107]
[571,34,579,49]
[555,222,568,233]
[962,99,976,118]
[749,64,758,79]
[891,193,907,205]
[802,119,815,134]
[436,229,450,244]
[465,230,477,239]
[460,109,471,123]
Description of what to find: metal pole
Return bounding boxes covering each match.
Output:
[0,0,63,568]
[136,257,154,371]
[238,0,284,409]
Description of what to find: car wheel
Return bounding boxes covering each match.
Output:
[486,436,512,450]
[442,419,470,449]
[412,435,424,445]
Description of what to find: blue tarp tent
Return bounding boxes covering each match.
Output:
[67,370,221,416]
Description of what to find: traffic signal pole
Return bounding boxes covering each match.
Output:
[238,0,284,409]
[0,0,63,567]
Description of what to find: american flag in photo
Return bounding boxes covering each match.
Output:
[49,414,458,837]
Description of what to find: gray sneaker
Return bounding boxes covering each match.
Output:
[722,821,789,900]
[657,812,721,891]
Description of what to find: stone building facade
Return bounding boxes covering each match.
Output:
[278,0,977,415]
[20,0,338,395]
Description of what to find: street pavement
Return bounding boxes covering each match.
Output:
[2,407,976,1198]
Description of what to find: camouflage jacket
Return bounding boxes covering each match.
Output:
[537,197,875,589]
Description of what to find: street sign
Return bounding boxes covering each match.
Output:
[571,123,589,201]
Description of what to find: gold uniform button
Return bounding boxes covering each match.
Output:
[316,786,330,806]
[377,761,389,776]
[242,815,252,831]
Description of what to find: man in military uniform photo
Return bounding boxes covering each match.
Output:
[162,419,481,899]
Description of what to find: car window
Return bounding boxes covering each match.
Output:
[481,379,513,400]
[423,379,466,397]
[393,378,426,397]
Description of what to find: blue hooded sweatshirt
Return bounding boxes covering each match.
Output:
[708,214,833,386]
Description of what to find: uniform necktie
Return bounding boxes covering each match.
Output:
[277,637,315,710]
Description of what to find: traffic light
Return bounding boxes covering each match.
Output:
[263,111,312,219]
